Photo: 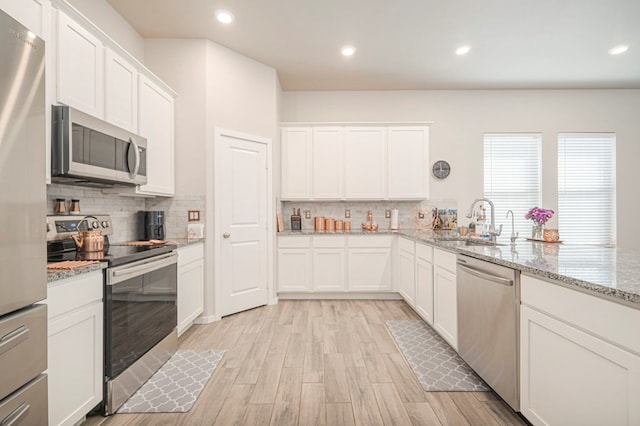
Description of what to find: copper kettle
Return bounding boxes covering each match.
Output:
[71,217,105,253]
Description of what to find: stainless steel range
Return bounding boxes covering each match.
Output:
[46,214,178,415]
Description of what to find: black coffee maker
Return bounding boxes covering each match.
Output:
[139,211,166,240]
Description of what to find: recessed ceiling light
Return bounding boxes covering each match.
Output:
[456,45,471,56]
[341,45,356,57]
[215,10,234,24]
[608,45,629,55]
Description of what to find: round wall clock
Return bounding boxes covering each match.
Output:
[432,160,451,179]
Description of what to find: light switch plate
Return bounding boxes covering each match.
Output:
[345,209,351,218]
[305,210,311,219]
[418,211,425,219]
[385,210,391,218]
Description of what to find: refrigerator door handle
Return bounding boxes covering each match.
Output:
[1,402,30,426]
[0,325,29,356]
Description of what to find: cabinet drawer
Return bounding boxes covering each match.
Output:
[278,236,311,248]
[416,242,433,262]
[348,235,391,248]
[434,249,456,273]
[0,374,47,426]
[47,271,102,319]
[0,305,47,401]
[178,243,204,266]
[313,235,346,248]
[398,237,415,253]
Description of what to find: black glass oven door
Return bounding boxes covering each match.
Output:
[105,253,177,378]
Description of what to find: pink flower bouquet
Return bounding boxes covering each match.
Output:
[525,207,554,225]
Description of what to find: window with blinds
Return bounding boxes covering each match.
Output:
[558,133,616,246]
[483,134,542,239]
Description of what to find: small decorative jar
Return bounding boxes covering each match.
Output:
[543,228,560,242]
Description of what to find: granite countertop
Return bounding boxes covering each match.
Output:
[398,230,640,308]
[47,263,107,283]
[278,230,398,236]
[171,238,205,248]
[277,228,640,308]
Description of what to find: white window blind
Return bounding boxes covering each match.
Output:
[483,134,541,239]
[558,133,616,246]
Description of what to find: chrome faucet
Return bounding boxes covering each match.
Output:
[506,210,519,244]
[466,198,503,242]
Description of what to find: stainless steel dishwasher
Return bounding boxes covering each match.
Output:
[457,254,520,412]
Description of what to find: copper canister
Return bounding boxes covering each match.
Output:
[325,218,335,232]
[344,221,351,232]
[335,220,344,232]
[315,217,325,232]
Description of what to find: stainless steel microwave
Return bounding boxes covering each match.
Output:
[51,105,147,187]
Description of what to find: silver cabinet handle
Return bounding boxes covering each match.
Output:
[223,233,231,238]
[0,325,29,356]
[1,402,30,426]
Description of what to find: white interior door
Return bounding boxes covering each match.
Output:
[217,131,269,316]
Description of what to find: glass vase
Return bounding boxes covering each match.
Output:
[531,223,543,240]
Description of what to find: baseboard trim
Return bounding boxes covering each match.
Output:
[277,292,402,300]
[194,315,219,324]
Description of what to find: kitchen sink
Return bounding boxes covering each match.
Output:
[436,237,506,247]
[463,240,506,247]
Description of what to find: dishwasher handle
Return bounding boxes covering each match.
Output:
[457,263,513,286]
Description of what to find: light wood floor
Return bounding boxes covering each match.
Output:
[86,300,527,425]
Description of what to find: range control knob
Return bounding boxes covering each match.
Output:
[101,221,109,228]
[92,220,100,229]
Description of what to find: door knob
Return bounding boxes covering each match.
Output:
[223,232,231,238]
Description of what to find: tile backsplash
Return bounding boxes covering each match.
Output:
[46,184,205,241]
[281,200,458,232]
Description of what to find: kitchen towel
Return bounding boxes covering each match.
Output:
[386,320,489,392]
[118,349,225,413]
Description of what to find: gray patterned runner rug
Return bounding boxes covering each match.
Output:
[118,349,225,413]
[385,320,489,392]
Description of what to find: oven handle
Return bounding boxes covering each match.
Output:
[108,252,177,285]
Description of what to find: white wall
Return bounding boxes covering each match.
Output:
[282,90,640,249]
[65,0,145,61]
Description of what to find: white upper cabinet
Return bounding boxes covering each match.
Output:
[56,9,104,118]
[137,75,175,196]
[105,48,138,132]
[312,127,344,200]
[388,127,429,200]
[281,127,312,200]
[0,0,49,38]
[281,124,429,201]
[344,127,387,200]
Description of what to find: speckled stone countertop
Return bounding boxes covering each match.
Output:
[398,230,640,308]
[278,230,397,236]
[278,229,640,308]
[47,263,107,283]
[171,238,204,248]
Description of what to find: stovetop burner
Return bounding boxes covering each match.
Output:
[47,238,177,267]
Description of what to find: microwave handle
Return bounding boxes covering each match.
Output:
[128,137,141,179]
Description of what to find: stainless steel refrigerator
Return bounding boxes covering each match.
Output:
[0,7,48,425]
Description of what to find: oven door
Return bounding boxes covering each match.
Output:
[105,252,177,379]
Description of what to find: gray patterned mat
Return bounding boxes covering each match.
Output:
[386,320,489,392]
[118,349,225,413]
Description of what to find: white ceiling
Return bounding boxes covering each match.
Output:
[105,0,640,91]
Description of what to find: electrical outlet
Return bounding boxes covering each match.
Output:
[385,210,391,218]
[188,210,200,221]
[418,211,425,219]
[345,209,351,218]
[304,210,311,219]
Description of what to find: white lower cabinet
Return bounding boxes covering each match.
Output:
[312,236,345,291]
[347,236,392,292]
[397,237,416,306]
[46,271,103,426]
[433,249,458,350]
[520,275,640,426]
[178,243,204,337]
[414,242,434,325]
[278,236,312,292]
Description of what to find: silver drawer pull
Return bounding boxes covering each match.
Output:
[1,403,30,426]
[0,325,29,356]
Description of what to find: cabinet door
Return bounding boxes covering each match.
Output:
[278,249,312,292]
[344,127,386,199]
[415,257,434,325]
[312,127,344,199]
[178,259,204,336]
[433,265,457,350]
[105,48,138,132]
[0,0,48,38]
[312,248,346,291]
[520,305,640,426]
[281,127,312,200]
[48,302,103,426]
[347,248,392,291]
[398,247,415,306]
[57,10,104,118]
[388,127,429,200]
[138,75,175,196]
